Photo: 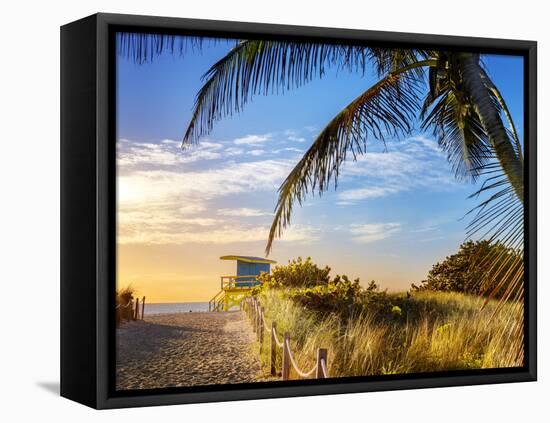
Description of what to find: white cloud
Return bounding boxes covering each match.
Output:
[116,140,300,245]
[284,129,306,143]
[337,136,460,203]
[248,149,265,156]
[217,208,273,217]
[349,222,401,244]
[117,138,223,167]
[118,219,318,245]
[233,134,272,145]
[178,204,206,215]
[118,158,293,207]
[225,147,245,156]
[339,186,400,201]
[272,147,305,154]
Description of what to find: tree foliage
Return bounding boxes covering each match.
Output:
[411,240,520,298]
[258,256,331,289]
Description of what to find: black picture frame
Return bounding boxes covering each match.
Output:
[60,12,537,409]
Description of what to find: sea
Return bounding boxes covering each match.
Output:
[143,302,209,315]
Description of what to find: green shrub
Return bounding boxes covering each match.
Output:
[287,274,364,319]
[257,257,405,320]
[258,256,330,289]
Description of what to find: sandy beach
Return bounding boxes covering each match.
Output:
[116,311,264,390]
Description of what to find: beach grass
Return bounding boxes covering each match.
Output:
[255,289,523,379]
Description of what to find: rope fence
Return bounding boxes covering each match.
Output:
[116,296,146,326]
[242,296,329,380]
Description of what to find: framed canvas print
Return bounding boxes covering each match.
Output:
[60,13,537,409]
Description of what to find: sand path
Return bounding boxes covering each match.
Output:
[116,311,263,390]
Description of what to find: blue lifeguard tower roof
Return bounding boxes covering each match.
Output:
[220,255,277,264]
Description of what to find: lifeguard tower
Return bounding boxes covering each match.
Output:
[208,255,276,311]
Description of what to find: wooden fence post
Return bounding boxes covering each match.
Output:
[259,306,264,352]
[134,298,139,321]
[256,304,261,341]
[270,321,277,376]
[282,332,290,381]
[141,296,145,320]
[256,301,260,338]
[316,348,328,378]
[253,300,257,333]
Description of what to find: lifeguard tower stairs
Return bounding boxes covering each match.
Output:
[209,255,276,312]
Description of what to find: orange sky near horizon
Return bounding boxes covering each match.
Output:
[116,240,443,303]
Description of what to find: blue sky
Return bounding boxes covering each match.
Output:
[115,35,524,301]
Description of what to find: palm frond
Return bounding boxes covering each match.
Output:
[368,48,428,79]
[465,150,524,363]
[419,53,516,182]
[480,68,524,164]
[266,72,422,253]
[183,41,428,144]
[116,32,210,64]
[421,84,493,181]
[456,53,524,202]
[183,40,373,143]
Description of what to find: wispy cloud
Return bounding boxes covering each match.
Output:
[217,208,273,217]
[234,134,272,145]
[117,138,300,245]
[118,158,293,206]
[272,147,304,154]
[118,138,223,168]
[337,136,461,203]
[118,216,318,245]
[224,147,245,156]
[248,149,265,156]
[349,222,401,244]
[339,186,400,201]
[284,129,306,143]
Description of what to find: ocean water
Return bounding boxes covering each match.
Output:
[143,302,209,315]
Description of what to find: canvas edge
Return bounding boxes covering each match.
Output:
[59,12,537,410]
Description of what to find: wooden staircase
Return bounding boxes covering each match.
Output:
[208,290,225,312]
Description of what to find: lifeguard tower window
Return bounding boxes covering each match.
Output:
[236,261,270,286]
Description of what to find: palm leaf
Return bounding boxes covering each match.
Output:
[465,150,524,365]
[419,53,516,182]
[456,53,524,202]
[116,32,209,64]
[266,72,422,253]
[183,41,428,144]
[479,68,524,164]
[421,83,493,181]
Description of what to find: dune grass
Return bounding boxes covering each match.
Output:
[116,285,136,325]
[255,289,523,379]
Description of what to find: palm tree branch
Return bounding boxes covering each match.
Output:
[456,53,524,202]
[265,62,434,253]
[116,32,209,64]
[183,41,431,144]
[479,68,524,164]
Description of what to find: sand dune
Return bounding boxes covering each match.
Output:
[116,311,264,390]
